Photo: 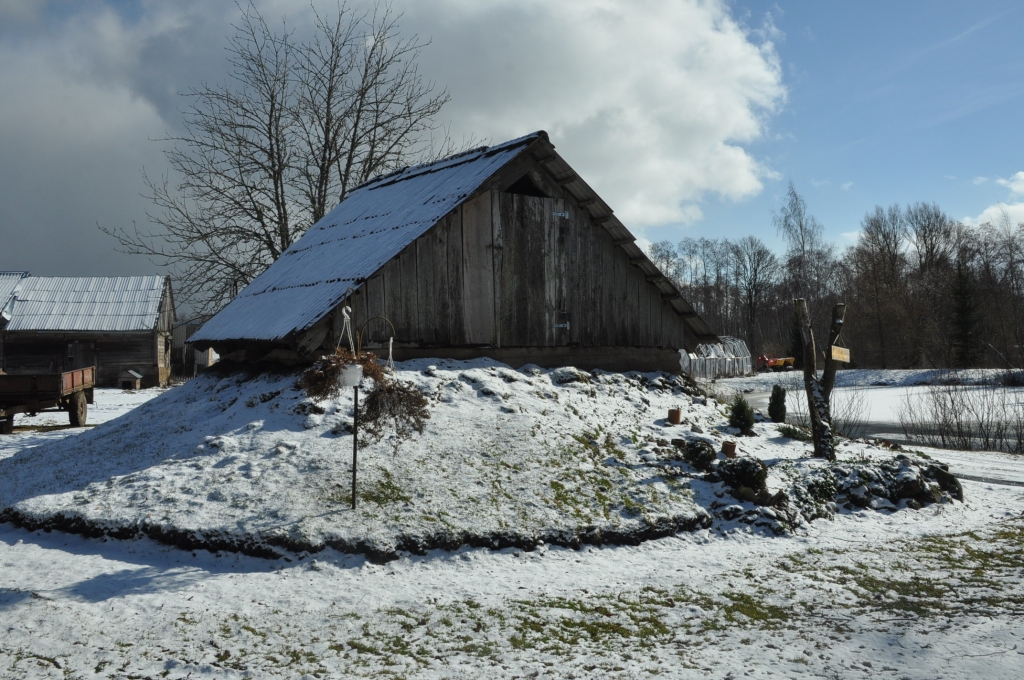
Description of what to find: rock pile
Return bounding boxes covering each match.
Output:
[698,453,963,535]
[833,455,963,511]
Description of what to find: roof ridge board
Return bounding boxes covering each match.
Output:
[356,132,545,193]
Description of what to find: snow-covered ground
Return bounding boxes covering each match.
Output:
[717,369,1024,420]
[0,364,1022,678]
[0,388,167,462]
[717,368,1016,392]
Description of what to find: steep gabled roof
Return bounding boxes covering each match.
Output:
[192,131,718,346]
[191,133,543,344]
[3,276,169,332]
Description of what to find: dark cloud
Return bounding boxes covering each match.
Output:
[0,0,785,278]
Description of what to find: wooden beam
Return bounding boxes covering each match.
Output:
[645,274,667,283]
[553,172,577,185]
[613,237,635,246]
[661,292,682,301]
[629,256,647,265]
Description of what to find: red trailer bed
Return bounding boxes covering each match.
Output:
[0,366,95,434]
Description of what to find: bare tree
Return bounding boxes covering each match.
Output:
[773,182,833,299]
[851,204,907,367]
[730,236,779,355]
[102,1,453,313]
[795,299,846,461]
[649,240,680,284]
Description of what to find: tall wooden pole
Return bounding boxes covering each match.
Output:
[352,384,359,510]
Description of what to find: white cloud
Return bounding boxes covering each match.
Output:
[810,178,830,187]
[973,176,988,185]
[841,181,853,191]
[404,0,786,229]
[963,202,1024,228]
[995,171,1024,195]
[841,230,861,243]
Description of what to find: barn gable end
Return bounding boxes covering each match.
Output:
[193,132,719,372]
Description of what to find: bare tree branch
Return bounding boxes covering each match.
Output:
[100,0,452,314]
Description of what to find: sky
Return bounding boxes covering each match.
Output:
[0,0,1022,279]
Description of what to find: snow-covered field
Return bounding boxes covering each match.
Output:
[0,363,1022,678]
[718,369,1023,419]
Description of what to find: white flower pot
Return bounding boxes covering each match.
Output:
[339,364,363,388]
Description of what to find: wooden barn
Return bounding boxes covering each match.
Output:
[191,131,719,373]
[0,275,176,387]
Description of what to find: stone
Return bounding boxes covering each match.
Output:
[691,424,704,434]
[926,465,963,502]
[719,505,745,521]
[894,467,924,499]
[848,484,870,508]
[732,485,758,503]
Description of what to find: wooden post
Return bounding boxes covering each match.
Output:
[352,384,359,510]
[795,299,847,461]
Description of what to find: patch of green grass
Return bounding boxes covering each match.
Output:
[360,469,411,505]
[721,591,790,626]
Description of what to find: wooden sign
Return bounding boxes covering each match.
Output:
[831,346,850,363]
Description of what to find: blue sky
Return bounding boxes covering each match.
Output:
[0,0,1022,276]
[662,0,1024,248]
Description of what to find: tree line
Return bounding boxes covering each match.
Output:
[649,183,1024,370]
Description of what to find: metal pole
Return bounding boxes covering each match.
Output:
[351,384,359,510]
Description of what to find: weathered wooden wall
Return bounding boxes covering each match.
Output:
[336,160,695,370]
[1,332,166,387]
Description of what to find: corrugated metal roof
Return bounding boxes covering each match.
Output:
[192,132,544,343]
[4,276,168,332]
[0,272,29,321]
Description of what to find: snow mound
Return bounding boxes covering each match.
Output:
[0,359,963,560]
[0,361,713,559]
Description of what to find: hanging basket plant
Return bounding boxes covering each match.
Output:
[298,348,385,401]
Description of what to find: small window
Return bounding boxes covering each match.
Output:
[504,174,550,198]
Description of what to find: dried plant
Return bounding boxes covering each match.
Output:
[298,348,385,401]
[360,378,431,445]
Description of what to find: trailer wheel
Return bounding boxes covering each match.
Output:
[69,391,88,427]
[0,417,13,435]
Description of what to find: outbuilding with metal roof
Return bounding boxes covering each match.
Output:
[0,275,175,387]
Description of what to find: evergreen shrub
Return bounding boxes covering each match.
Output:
[728,393,756,434]
[768,384,787,423]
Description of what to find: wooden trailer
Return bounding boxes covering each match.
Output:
[0,366,95,434]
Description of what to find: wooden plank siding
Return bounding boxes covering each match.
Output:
[335,155,699,361]
[462,192,495,345]
[1,332,164,387]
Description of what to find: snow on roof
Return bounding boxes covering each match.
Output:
[191,132,545,344]
[4,276,168,332]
